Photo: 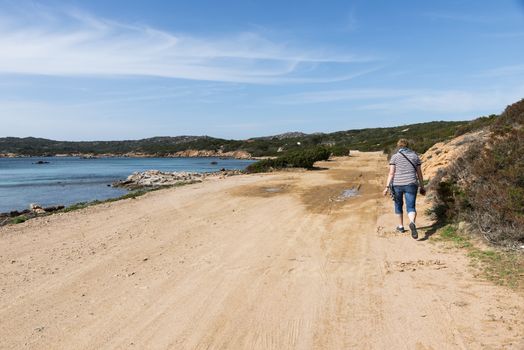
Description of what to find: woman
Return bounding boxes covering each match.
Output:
[383,139,426,239]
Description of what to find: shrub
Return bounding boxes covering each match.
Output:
[246,147,331,173]
[329,145,350,156]
[11,215,28,224]
[430,99,524,247]
[454,115,497,137]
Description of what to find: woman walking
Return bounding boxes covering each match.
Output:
[383,139,426,239]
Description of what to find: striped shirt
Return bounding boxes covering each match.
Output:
[389,148,421,186]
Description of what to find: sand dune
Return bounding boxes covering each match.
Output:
[1,152,522,349]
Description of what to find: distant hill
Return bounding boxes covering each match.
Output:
[252,132,309,141]
[0,117,500,157]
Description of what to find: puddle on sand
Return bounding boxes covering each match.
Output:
[264,187,282,193]
[331,186,361,202]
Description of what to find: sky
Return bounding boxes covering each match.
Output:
[1,0,524,140]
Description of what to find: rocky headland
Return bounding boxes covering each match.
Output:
[112,169,244,189]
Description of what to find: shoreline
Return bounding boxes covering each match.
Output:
[0,150,254,160]
[0,157,256,216]
[0,168,245,225]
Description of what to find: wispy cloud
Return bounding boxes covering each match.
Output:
[0,6,378,84]
[477,64,524,78]
[274,86,524,115]
[356,88,524,114]
[273,88,415,104]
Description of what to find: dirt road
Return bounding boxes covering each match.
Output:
[1,152,522,349]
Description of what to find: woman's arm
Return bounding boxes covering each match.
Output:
[383,165,395,196]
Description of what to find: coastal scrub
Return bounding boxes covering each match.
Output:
[246,146,331,173]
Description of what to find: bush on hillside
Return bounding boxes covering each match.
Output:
[454,115,498,137]
[430,99,524,247]
[329,145,350,156]
[246,147,331,173]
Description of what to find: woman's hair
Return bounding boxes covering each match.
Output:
[397,138,409,148]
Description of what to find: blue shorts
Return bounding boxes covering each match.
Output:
[393,184,418,214]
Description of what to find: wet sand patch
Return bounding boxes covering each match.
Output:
[230,182,296,198]
[299,182,365,214]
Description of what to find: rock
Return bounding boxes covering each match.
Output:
[43,205,64,212]
[29,203,43,211]
[113,169,244,189]
[34,160,50,164]
[210,161,218,165]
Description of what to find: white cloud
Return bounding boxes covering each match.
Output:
[275,87,524,115]
[274,88,415,104]
[0,6,377,84]
[356,89,524,114]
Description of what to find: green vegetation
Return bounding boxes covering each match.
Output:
[61,202,90,213]
[438,225,472,248]
[11,215,28,224]
[59,189,158,213]
[453,114,498,136]
[0,118,496,158]
[433,225,523,289]
[246,146,331,173]
[431,98,524,247]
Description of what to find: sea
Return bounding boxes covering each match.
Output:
[0,157,255,213]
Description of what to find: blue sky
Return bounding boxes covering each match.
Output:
[1,0,524,140]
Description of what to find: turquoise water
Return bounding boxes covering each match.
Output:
[0,157,255,213]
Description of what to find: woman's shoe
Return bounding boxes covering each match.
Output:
[396,226,405,233]
[409,222,418,239]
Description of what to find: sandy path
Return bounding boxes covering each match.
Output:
[1,152,522,349]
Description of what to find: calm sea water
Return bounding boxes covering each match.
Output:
[0,157,255,213]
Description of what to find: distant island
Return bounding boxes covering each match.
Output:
[0,119,495,159]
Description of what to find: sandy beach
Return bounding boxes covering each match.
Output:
[1,152,523,349]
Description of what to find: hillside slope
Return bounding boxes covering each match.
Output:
[426,98,524,247]
[420,129,491,180]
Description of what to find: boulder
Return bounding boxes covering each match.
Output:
[29,203,43,211]
[43,205,65,212]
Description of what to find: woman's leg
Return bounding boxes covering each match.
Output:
[404,184,418,223]
[393,186,405,228]
[405,184,419,238]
